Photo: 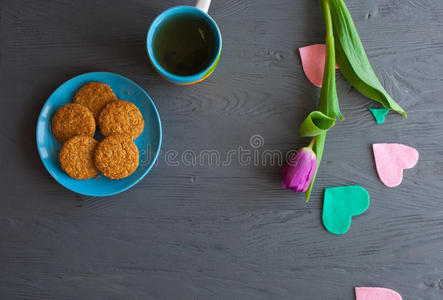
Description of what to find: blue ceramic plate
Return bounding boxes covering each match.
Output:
[36,72,162,196]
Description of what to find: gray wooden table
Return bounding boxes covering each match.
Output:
[1,0,443,299]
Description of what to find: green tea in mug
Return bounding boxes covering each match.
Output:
[153,14,216,76]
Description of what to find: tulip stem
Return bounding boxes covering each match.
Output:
[305,0,337,201]
[305,132,326,201]
[308,137,316,149]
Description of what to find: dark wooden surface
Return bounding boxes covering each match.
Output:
[1,0,443,299]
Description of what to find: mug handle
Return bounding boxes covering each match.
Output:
[195,0,211,13]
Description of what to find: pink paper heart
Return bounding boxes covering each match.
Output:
[299,44,339,88]
[373,143,419,188]
[355,287,402,300]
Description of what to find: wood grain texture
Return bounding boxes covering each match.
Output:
[1,0,443,299]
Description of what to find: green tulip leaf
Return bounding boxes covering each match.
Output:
[299,111,336,137]
[328,0,406,117]
[319,0,343,121]
[305,132,326,201]
[305,0,341,201]
[305,0,339,201]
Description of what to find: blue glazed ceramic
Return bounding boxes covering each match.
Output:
[146,6,222,85]
[36,72,162,197]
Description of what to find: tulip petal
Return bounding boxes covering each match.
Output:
[282,148,317,193]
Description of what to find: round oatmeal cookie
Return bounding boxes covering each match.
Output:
[52,103,96,142]
[98,100,145,140]
[94,135,139,180]
[59,136,99,179]
[74,82,118,120]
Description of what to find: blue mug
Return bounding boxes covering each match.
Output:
[146,0,222,85]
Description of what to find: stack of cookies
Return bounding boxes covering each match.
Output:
[52,82,145,180]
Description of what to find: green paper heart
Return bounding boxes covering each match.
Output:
[322,185,370,235]
[368,108,389,124]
